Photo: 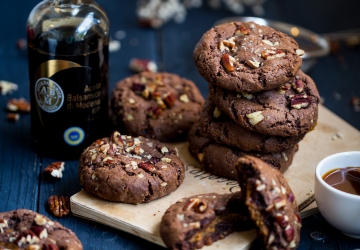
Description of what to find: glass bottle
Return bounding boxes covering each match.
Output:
[27,0,109,159]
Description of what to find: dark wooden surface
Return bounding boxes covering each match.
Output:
[1,1,360,249]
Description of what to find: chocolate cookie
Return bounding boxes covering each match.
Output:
[209,70,320,137]
[0,209,83,250]
[187,124,298,180]
[79,131,185,204]
[235,156,302,249]
[193,21,304,93]
[160,192,253,250]
[111,71,204,142]
[200,98,305,153]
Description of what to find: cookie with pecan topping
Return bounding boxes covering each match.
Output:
[209,70,320,137]
[160,192,253,250]
[193,21,303,93]
[78,131,185,204]
[235,156,302,249]
[187,123,298,180]
[110,71,204,142]
[0,209,82,250]
[199,98,305,153]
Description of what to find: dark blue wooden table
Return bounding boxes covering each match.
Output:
[1,1,360,249]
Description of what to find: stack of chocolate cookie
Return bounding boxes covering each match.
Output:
[189,21,320,180]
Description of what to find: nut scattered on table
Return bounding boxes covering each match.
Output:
[48,195,71,217]
[129,58,157,73]
[0,80,18,95]
[7,113,19,122]
[44,162,65,178]
[7,98,31,112]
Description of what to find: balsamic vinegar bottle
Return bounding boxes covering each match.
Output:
[27,0,110,159]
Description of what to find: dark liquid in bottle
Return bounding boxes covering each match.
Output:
[28,25,109,159]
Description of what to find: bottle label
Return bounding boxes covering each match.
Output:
[34,78,64,113]
[64,126,85,146]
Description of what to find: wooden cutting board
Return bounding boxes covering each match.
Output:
[70,104,360,249]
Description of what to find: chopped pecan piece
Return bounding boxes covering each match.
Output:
[145,106,162,119]
[245,59,260,68]
[235,25,250,36]
[221,54,235,72]
[246,111,264,125]
[48,195,71,217]
[295,49,305,56]
[163,92,176,108]
[279,83,291,94]
[131,82,146,93]
[292,79,305,93]
[44,162,65,178]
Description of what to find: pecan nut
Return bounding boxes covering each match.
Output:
[221,54,235,72]
[48,195,71,217]
[44,162,65,178]
[129,58,157,73]
[7,98,31,112]
[290,94,310,109]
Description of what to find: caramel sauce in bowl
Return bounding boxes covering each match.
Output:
[315,151,360,239]
[322,167,360,196]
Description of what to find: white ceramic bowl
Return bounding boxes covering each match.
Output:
[315,151,360,238]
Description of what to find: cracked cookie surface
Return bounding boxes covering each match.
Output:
[110,71,204,142]
[193,21,303,93]
[0,209,83,250]
[209,70,320,137]
[199,98,305,153]
[79,131,185,204]
[187,123,298,180]
[235,156,302,249]
[160,192,253,250]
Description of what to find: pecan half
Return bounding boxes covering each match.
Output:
[221,54,235,72]
[44,162,65,179]
[290,94,310,109]
[138,162,155,172]
[261,49,285,60]
[48,195,71,217]
[7,98,30,112]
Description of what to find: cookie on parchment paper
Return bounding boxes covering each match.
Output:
[160,192,253,250]
[79,131,185,204]
[235,156,302,249]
